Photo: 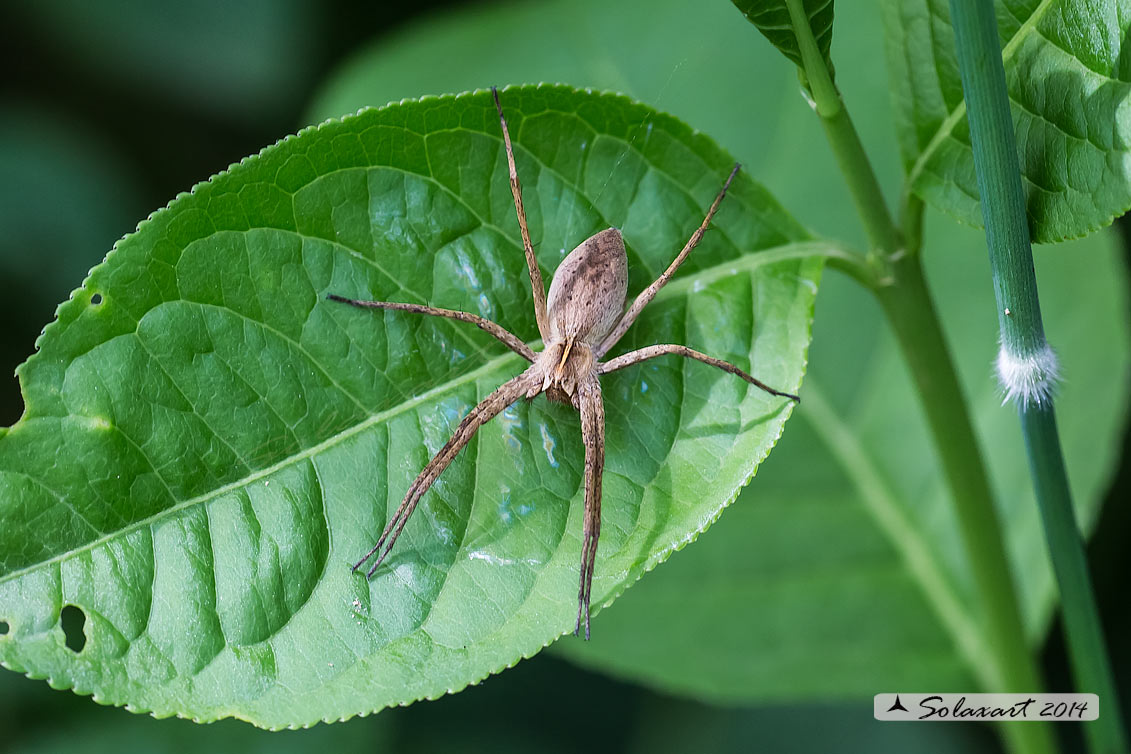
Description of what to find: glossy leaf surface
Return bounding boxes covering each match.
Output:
[560,217,1128,700]
[0,85,820,726]
[730,0,837,74]
[886,0,1131,242]
[311,0,1129,701]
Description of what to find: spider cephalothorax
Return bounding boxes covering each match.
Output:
[328,88,798,639]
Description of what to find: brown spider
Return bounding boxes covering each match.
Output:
[328,88,799,639]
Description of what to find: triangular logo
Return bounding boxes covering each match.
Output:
[887,695,909,713]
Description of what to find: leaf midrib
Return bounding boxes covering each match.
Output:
[0,240,835,586]
[904,0,1056,188]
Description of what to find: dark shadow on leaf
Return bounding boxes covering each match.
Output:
[678,400,795,441]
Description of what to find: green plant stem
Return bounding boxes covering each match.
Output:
[1023,405,1125,752]
[875,255,1053,754]
[900,192,924,257]
[783,6,1055,754]
[946,0,1042,358]
[783,0,899,262]
[949,2,1127,752]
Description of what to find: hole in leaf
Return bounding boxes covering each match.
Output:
[60,605,86,653]
[90,293,103,306]
[0,620,8,635]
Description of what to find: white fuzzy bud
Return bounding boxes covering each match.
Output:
[995,342,1060,409]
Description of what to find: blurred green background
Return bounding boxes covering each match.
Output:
[1,0,1127,751]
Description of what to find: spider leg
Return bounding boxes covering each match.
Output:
[353,365,544,577]
[492,87,551,343]
[595,164,741,358]
[575,377,604,640]
[598,344,799,402]
[327,294,535,362]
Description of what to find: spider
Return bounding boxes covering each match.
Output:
[328,88,799,639]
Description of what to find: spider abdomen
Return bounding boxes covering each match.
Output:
[546,228,628,346]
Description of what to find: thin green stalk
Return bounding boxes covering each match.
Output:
[900,192,925,257]
[949,2,1127,752]
[783,0,899,262]
[781,4,1055,753]
[1023,406,1125,752]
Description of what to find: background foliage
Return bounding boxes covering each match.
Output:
[1,0,1128,751]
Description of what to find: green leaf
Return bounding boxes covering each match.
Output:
[0,85,821,726]
[886,0,1131,243]
[306,0,1129,703]
[306,0,879,250]
[730,0,837,74]
[557,218,1129,700]
[0,103,146,429]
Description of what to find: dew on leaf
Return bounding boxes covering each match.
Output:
[497,485,513,525]
[499,406,522,451]
[454,249,481,289]
[539,422,559,468]
[477,293,495,318]
[467,550,542,567]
